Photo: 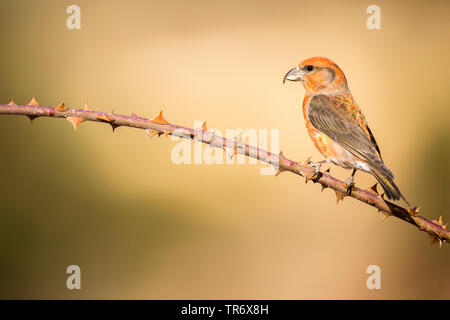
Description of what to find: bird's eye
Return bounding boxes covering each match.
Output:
[305,65,314,72]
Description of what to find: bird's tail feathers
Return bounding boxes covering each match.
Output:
[371,167,410,206]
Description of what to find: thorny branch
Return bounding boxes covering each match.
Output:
[0,97,448,247]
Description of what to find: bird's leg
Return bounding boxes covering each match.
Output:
[345,169,357,195]
[308,159,327,179]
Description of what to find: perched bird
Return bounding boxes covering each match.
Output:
[283,56,409,204]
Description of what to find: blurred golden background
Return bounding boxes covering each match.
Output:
[0,0,449,299]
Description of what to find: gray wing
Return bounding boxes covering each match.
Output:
[307,94,390,176]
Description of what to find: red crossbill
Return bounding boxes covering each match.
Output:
[284,56,409,204]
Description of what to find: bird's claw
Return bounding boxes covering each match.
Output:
[308,160,323,180]
[345,177,355,195]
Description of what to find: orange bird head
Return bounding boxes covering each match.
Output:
[283,57,348,93]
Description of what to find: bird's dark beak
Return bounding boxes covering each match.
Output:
[283,66,303,84]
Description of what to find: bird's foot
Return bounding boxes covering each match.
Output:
[308,160,326,180]
[345,175,355,195]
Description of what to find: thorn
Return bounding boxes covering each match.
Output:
[66,116,85,131]
[274,166,286,177]
[367,183,379,195]
[150,110,169,125]
[223,148,234,160]
[202,121,208,131]
[382,212,392,221]
[408,207,421,216]
[381,193,385,200]
[28,96,40,106]
[234,130,244,142]
[27,115,38,123]
[325,168,330,173]
[432,215,446,228]
[56,102,69,112]
[334,190,346,204]
[232,132,244,155]
[65,102,90,131]
[428,232,445,248]
[321,184,327,192]
[96,114,115,123]
[430,235,438,247]
[8,98,17,106]
[279,151,284,159]
[301,156,312,167]
[111,123,121,131]
[146,129,158,140]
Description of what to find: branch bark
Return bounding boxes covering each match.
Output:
[0,99,448,247]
